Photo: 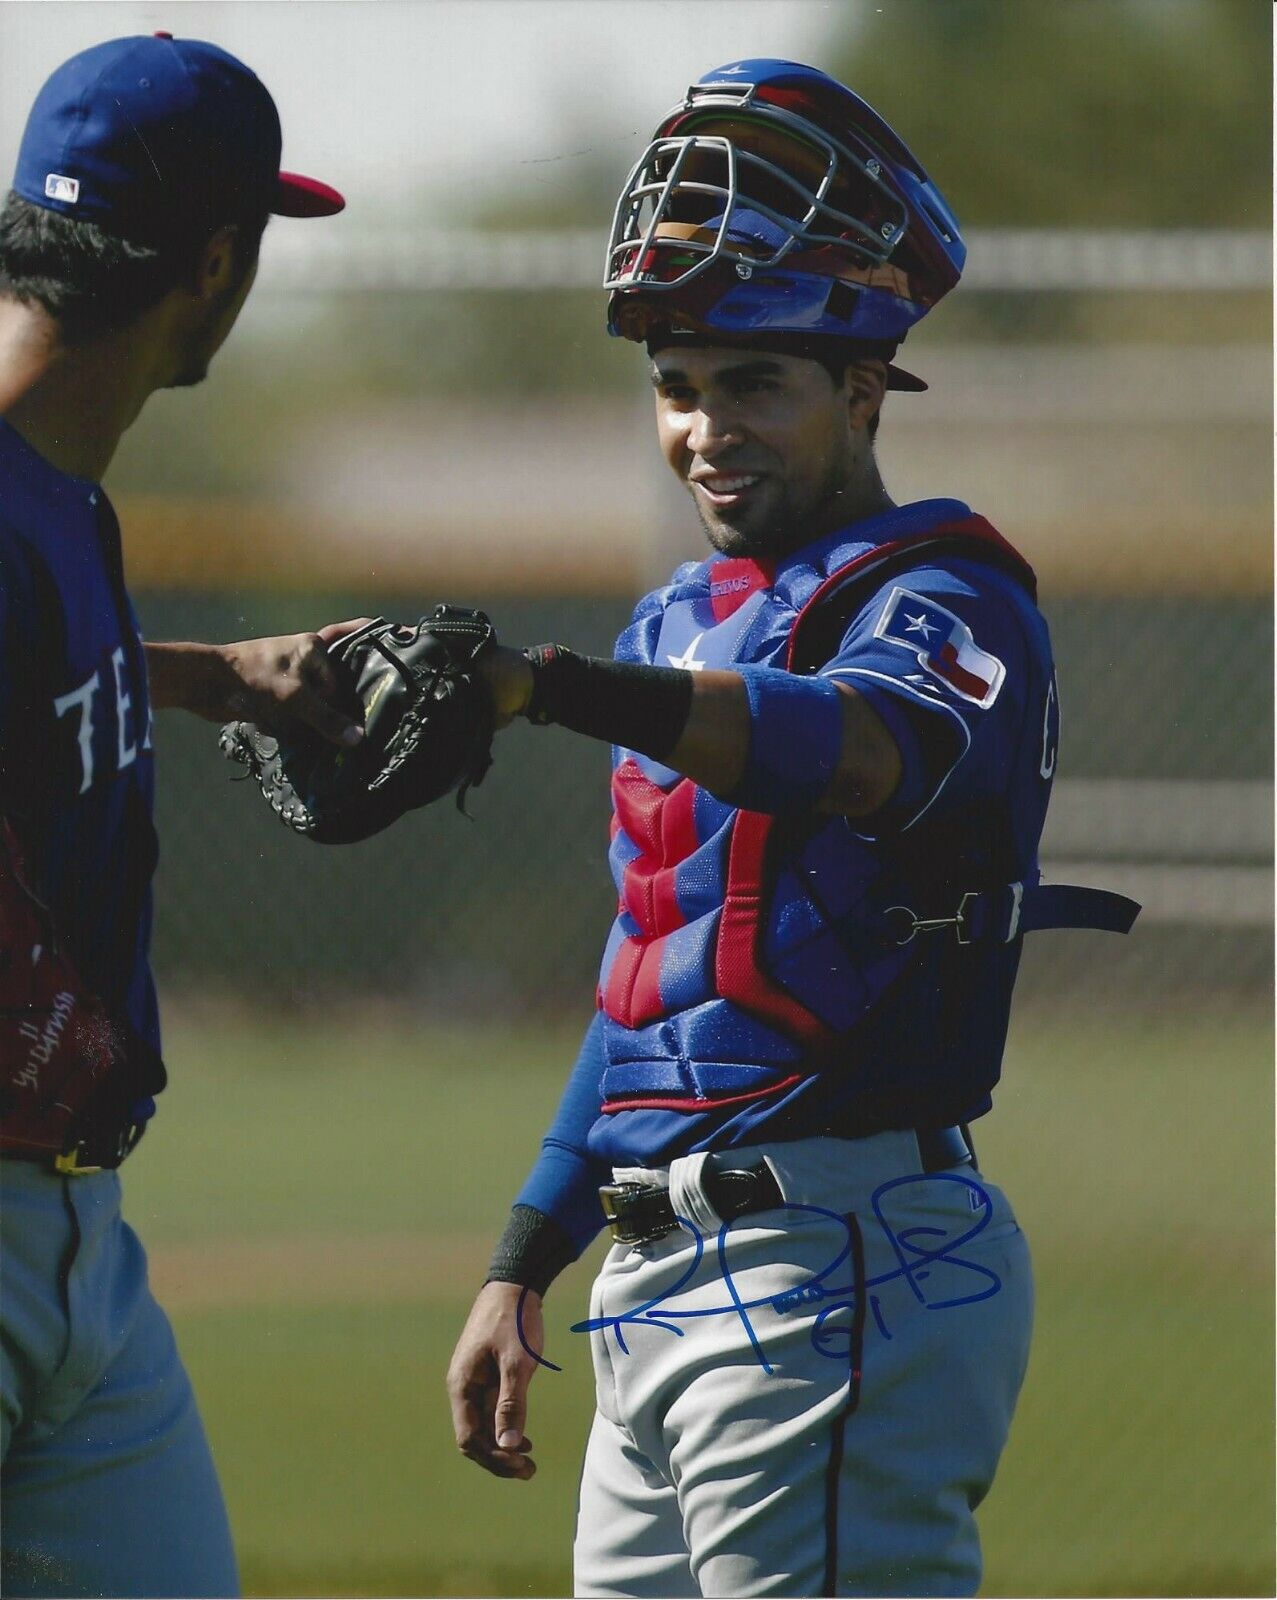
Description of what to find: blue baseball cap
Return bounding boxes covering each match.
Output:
[13,32,344,246]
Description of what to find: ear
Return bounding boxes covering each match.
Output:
[191,225,243,302]
[844,359,888,433]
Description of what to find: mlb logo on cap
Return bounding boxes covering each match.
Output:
[44,174,81,204]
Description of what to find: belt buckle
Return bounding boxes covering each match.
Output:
[53,1145,104,1177]
[599,1182,675,1247]
[52,1114,143,1178]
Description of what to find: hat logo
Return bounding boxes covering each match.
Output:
[44,173,80,204]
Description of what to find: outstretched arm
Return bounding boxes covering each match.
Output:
[144,618,373,747]
[476,645,902,819]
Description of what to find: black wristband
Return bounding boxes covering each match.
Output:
[485,1204,578,1297]
[522,645,694,764]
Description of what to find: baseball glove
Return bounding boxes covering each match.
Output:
[219,607,497,844]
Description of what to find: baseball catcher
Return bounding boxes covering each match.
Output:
[437,57,1140,1600]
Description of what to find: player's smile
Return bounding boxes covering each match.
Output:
[651,345,867,556]
[689,468,767,511]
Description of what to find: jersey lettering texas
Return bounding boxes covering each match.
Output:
[53,647,154,793]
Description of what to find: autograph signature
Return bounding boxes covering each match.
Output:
[518,1171,1003,1376]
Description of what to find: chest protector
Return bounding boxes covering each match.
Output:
[596,512,1137,1121]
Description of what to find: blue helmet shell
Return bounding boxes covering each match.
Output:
[605,59,964,356]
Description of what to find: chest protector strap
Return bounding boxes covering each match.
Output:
[885,882,1141,949]
[784,523,1139,946]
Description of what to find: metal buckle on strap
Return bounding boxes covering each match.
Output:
[598,1184,629,1225]
[599,1183,678,1247]
[885,890,977,947]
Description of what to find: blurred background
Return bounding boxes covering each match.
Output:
[3,1,1270,1595]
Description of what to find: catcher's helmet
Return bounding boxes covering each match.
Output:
[604,59,964,387]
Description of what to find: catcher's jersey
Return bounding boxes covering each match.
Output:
[0,417,159,1052]
[589,498,1057,1169]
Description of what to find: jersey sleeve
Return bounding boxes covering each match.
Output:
[513,1011,610,1253]
[819,561,1034,833]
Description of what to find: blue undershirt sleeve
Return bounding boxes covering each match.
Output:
[513,1010,609,1254]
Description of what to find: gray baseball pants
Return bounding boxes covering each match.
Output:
[573,1132,1033,1597]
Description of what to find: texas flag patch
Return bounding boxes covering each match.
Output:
[873,587,1006,709]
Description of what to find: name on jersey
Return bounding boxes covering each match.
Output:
[709,574,753,598]
[873,587,1005,709]
[54,647,153,793]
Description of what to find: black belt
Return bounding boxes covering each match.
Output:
[1,1086,158,1176]
[600,1126,974,1247]
[0,1116,150,1176]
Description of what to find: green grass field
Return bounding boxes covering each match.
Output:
[122,1006,1274,1598]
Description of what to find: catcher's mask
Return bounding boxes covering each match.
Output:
[604,58,965,389]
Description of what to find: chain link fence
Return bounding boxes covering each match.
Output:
[253,224,1272,294]
[140,589,1271,1021]
[132,232,1271,1024]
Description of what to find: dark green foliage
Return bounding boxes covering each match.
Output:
[830,0,1270,226]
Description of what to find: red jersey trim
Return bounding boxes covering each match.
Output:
[600,1072,805,1114]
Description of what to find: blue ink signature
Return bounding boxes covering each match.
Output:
[517,1172,1002,1376]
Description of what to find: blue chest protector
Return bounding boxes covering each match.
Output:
[591,499,1136,1162]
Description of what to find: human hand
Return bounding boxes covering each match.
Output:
[446,1281,542,1480]
[214,618,375,746]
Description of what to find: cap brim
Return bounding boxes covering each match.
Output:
[273,171,345,218]
[886,363,927,393]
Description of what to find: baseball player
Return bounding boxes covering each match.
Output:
[0,35,362,1597]
[446,60,1137,1597]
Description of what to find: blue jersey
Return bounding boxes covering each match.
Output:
[0,418,159,1054]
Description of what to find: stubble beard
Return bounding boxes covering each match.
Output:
[692,465,850,560]
[698,511,781,558]
[692,476,792,559]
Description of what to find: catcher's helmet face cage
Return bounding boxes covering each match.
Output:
[604,59,965,355]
